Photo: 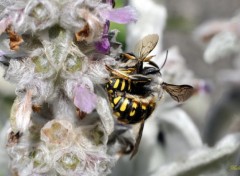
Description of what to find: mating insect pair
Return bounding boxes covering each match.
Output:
[105,34,194,159]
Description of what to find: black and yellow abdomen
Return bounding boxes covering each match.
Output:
[106,78,130,93]
[109,93,156,124]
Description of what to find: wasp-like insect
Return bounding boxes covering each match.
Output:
[105,34,195,159]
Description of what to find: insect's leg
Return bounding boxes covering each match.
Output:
[105,65,132,81]
[130,120,145,159]
[118,67,136,74]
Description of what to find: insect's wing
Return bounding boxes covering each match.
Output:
[130,120,145,159]
[162,82,195,102]
[134,34,159,60]
[105,65,151,83]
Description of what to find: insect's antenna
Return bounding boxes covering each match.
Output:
[160,50,168,70]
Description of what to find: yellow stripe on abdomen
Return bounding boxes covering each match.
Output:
[132,102,138,109]
[129,110,135,117]
[114,112,121,118]
[113,96,121,104]
[113,79,120,89]
[142,104,147,110]
[120,99,129,112]
[121,80,125,91]
[108,89,113,94]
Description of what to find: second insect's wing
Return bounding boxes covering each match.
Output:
[162,82,195,102]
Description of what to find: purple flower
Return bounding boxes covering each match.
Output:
[196,80,213,94]
[95,21,110,53]
[100,6,137,24]
[74,85,97,114]
[95,5,137,53]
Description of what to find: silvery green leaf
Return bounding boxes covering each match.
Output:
[151,133,240,176]
[10,91,32,133]
[112,107,202,176]
[0,67,15,95]
[204,32,240,64]
[157,107,203,150]
[95,85,114,135]
[0,122,11,176]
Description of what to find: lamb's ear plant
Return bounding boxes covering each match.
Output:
[0,0,137,175]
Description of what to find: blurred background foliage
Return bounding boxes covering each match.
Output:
[110,0,127,49]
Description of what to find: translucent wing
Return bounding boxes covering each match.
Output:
[130,120,145,159]
[105,65,151,83]
[162,82,195,102]
[134,34,159,60]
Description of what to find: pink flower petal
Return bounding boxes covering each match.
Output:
[95,21,110,53]
[0,18,11,34]
[100,6,137,24]
[95,37,110,53]
[74,85,97,114]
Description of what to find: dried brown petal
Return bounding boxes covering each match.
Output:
[5,26,24,50]
[32,104,42,113]
[75,24,90,42]
[7,131,22,146]
[76,108,87,120]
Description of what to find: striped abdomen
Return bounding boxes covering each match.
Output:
[109,93,156,124]
[106,78,130,94]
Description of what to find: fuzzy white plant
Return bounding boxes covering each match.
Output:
[0,0,138,175]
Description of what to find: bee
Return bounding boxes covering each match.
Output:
[105,34,195,159]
